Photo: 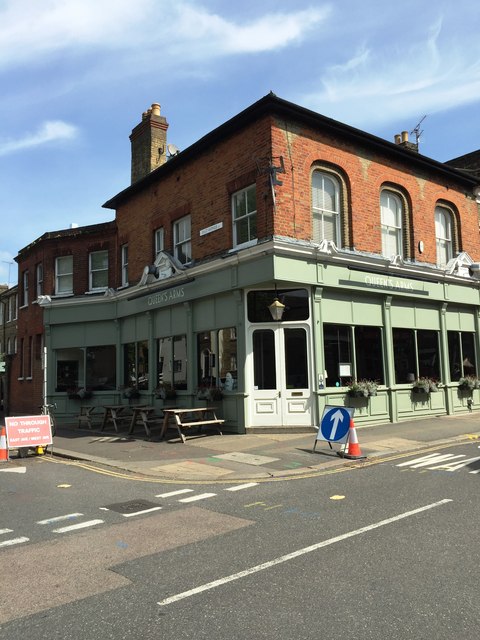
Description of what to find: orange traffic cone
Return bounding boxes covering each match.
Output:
[0,426,8,462]
[338,418,365,460]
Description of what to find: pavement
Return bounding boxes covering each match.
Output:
[3,411,480,482]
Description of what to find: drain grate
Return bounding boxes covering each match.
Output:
[104,499,161,514]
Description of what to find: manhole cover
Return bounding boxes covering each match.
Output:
[104,499,161,514]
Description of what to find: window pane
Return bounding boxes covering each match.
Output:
[284,328,308,388]
[218,327,237,390]
[253,329,276,389]
[124,343,136,387]
[86,346,116,390]
[55,349,83,391]
[137,341,149,389]
[461,333,476,376]
[233,185,257,246]
[393,328,416,383]
[173,335,187,389]
[247,289,309,322]
[355,326,384,384]
[57,256,73,275]
[323,324,351,387]
[197,331,217,387]
[417,330,440,379]
[158,337,172,386]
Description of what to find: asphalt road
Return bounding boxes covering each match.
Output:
[1,441,480,639]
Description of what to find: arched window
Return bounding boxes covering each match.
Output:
[435,205,453,267]
[381,190,403,258]
[312,171,341,246]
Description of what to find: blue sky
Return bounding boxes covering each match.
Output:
[1,0,479,286]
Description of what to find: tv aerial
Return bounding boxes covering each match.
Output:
[411,115,427,146]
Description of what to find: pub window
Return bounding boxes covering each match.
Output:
[124,340,149,390]
[55,346,116,391]
[381,190,403,258]
[36,263,43,297]
[196,328,238,390]
[435,206,453,267]
[173,216,191,265]
[121,244,128,287]
[311,170,341,246]
[89,250,109,291]
[157,335,187,390]
[55,256,73,295]
[247,289,309,323]
[392,328,441,383]
[232,184,257,248]
[448,331,476,381]
[323,324,384,387]
[154,227,164,258]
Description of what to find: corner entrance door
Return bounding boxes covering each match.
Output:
[249,324,313,427]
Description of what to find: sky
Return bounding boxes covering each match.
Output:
[1,0,480,286]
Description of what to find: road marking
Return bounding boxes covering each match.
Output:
[178,493,217,503]
[122,507,163,518]
[225,483,259,491]
[0,537,30,548]
[52,519,104,533]
[396,453,465,468]
[155,489,194,498]
[0,528,14,535]
[158,499,452,606]
[0,466,26,473]
[429,456,480,471]
[37,513,83,525]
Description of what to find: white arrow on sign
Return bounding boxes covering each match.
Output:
[329,409,346,441]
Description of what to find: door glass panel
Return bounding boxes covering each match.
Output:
[284,328,308,388]
[253,329,276,389]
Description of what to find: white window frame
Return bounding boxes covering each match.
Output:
[173,216,191,265]
[22,270,29,307]
[381,190,403,258]
[154,228,164,257]
[36,263,43,297]
[435,206,453,267]
[89,250,109,291]
[121,244,129,287]
[55,256,73,295]
[232,184,257,249]
[312,170,341,246]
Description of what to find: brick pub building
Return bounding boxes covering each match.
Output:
[11,94,480,431]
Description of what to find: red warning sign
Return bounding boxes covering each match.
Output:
[5,415,53,449]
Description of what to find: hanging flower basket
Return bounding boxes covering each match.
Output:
[122,387,140,399]
[155,384,177,400]
[196,386,223,401]
[346,379,378,398]
[67,388,93,400]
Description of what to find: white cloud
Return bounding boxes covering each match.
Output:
[0,121,79,156]
[0,1,330,69]
[302,17,480,128]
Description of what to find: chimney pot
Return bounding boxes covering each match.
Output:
[151,103,161,116]
[401,131,409,143]
[394,134,402,145]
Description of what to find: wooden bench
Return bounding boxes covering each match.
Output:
[128,406,163,438]
[78,405,100,429]
[160,407,224,443]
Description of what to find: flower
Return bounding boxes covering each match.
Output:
[412,377,441,393]
[458,376,478,391]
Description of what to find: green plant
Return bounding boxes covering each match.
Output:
[155,383,177,400]
[412,377,441,393]
[458,376,478,391]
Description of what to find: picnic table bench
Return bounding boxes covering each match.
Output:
[128,405,164,438]
[160,407,224,443]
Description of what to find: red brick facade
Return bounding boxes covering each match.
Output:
[10,222,116,415]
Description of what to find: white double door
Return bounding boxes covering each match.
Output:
[248,323,313,427]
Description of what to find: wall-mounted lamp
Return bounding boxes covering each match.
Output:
[268,288,286,321]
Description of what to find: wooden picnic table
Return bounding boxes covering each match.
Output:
[128,405,162,438]
[160,407,224,443]
[101,405,133,432]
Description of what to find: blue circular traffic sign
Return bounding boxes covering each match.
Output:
[319,407,351,442]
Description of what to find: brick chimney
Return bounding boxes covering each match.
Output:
[393,130,418,152]
[129,103,169,183]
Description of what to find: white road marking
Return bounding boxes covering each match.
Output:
[155,489,194,498]
[429,456,480,471]
[0,537,29,548]
[52,519,104,533]
[397,453,465,468]
[37,513,83,525]
[225,483,259,491]
[178,493,217,503]
[122,507,162,518]
[158,499,452,606]
[0,528,14,535]
[0,466,26,473]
